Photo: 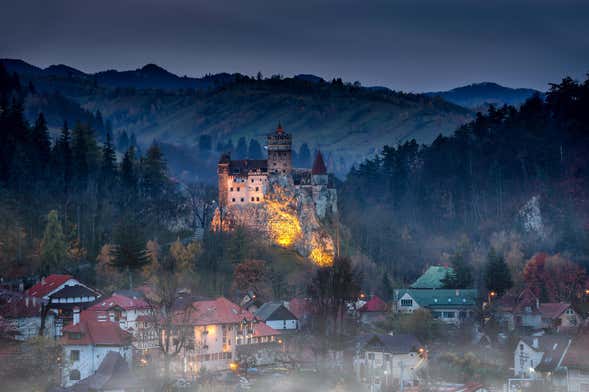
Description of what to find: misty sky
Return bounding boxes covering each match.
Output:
[1,0,588,92]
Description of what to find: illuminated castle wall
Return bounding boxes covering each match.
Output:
[217,124,337,218]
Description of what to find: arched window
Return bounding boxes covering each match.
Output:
[69,369,81,381]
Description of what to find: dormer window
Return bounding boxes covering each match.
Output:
[69,332,82,340]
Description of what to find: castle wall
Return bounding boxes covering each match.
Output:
[225,173,268,206]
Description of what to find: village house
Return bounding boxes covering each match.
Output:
[173,297,282,376]
[358,295,389,324]
[513,334,571,384]
[286,297,313,329]
[0,289,56,340]
[353,333,426,392]
[394,289,478,325]
[496,288,581,332]
[254,302,299,331]
[27,274,101,336]
[60,307,133,388]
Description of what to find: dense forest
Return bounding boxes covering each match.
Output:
[340,75,589,288]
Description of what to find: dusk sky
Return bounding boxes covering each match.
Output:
[1,0,588,92]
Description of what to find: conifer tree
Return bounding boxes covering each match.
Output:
[40,210,67,274]
[32,113,51,165]
[484,249,513,295]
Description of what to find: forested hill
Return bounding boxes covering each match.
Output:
[340,76,589,284]
[1,59,471,180]
[425,82,541,110]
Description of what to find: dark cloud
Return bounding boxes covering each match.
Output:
[1,0,588,91]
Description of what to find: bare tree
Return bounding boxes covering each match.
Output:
[185,183,217,231]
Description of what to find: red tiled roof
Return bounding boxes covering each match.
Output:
[311,151,327,175]
[180,297,255,326]
[61,314,132,346]
[359,296,387,312]
[26,274,73,298]
[539,302,572,319]
[87,294,150,312]
[253,322,280,337]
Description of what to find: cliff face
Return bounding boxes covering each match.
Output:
[212,176,335,266]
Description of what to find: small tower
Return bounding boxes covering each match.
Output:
[311,150,328,186]
[267,123,292,175]
[217,153,231,207]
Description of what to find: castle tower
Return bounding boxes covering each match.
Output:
[267,123,292,175]
[217,153,231,207]
[311,150,328,185]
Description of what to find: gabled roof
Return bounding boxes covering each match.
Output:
[397,289,478,308]
[50,285,99,299]
[357,333,422,354]
[87,293,150,312]
[26,274,73,298]
[61,314,133,346]
[497,288,540,314]
[311,151,327,175]
[66,351,142,392]
[287,298,312,319]
[255,302,298,321]
[253,321,281,337]
[539,303,572,319]
[521,335,571,372]
[410,266,453,289]
[359,296,388,313]
[0,289,43,318]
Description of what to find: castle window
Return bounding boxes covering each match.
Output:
[251,197,254,202]
[232,198,235,202]
[230,187,233,191]
[240,198,244,202]
[251,179,254,183]
[256,197,260,201]
[237,187,240,192]
[255,187,259,191]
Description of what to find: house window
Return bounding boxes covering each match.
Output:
[367,353,375,360]
[566,308,574,315]
[520,344,524,351]
[400,299,413,307]
[69,370,81,381]
[70,350,80,362]
[443,311,455,319]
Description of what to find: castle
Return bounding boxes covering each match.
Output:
[217,124,337,219]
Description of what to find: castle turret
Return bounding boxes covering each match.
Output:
[311,150,328,186]
[267,123,292,175]
[217,153,231,207]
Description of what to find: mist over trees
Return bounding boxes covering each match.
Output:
[340,75,589,287]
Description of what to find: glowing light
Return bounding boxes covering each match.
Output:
[230,362,239,372]
[309,247,333,267]
[266,199,302,247]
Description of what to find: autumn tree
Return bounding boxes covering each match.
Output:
[523,253,587,302]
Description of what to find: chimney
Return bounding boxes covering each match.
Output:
[32,297,36,306]
[73,306,80,325]
[18,282,24,292]
[41,276,46,285]
[532,338,539,349]
[25,297,29,307]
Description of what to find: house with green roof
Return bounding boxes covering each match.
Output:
[410,266,454,289]
[394,288,479,325]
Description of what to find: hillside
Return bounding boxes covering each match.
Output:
[425,82,541,109]
[1,59,472,179]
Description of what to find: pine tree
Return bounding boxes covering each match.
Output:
[141,142,168,200]
[40,210,67,274]
[442,252,473,289]
[110,216,150,277]
[379,272,394,299]
[119,146,138,208]
[54,121,73,193]
[484,249,513,295]
[100,131,117,182]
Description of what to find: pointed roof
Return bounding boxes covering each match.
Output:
[26,274,74,298]
[359,296,387,312]
[410,266,453,289]
[311,151,327,175]
[276,122,284,134]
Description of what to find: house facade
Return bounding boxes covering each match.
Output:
[513,335,571,381]
[394,289,478,325]
[254,302,298,331]
[60,308,133,387]
[0,289,56,340]
[353,334,426,392]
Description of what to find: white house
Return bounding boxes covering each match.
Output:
[172,297,282,376]
[254,302,298,331]
[514,335,571,380]
[353,334,426,392]
[561,332,589,392]
[60,307,133,387]
[27,274,101,336]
